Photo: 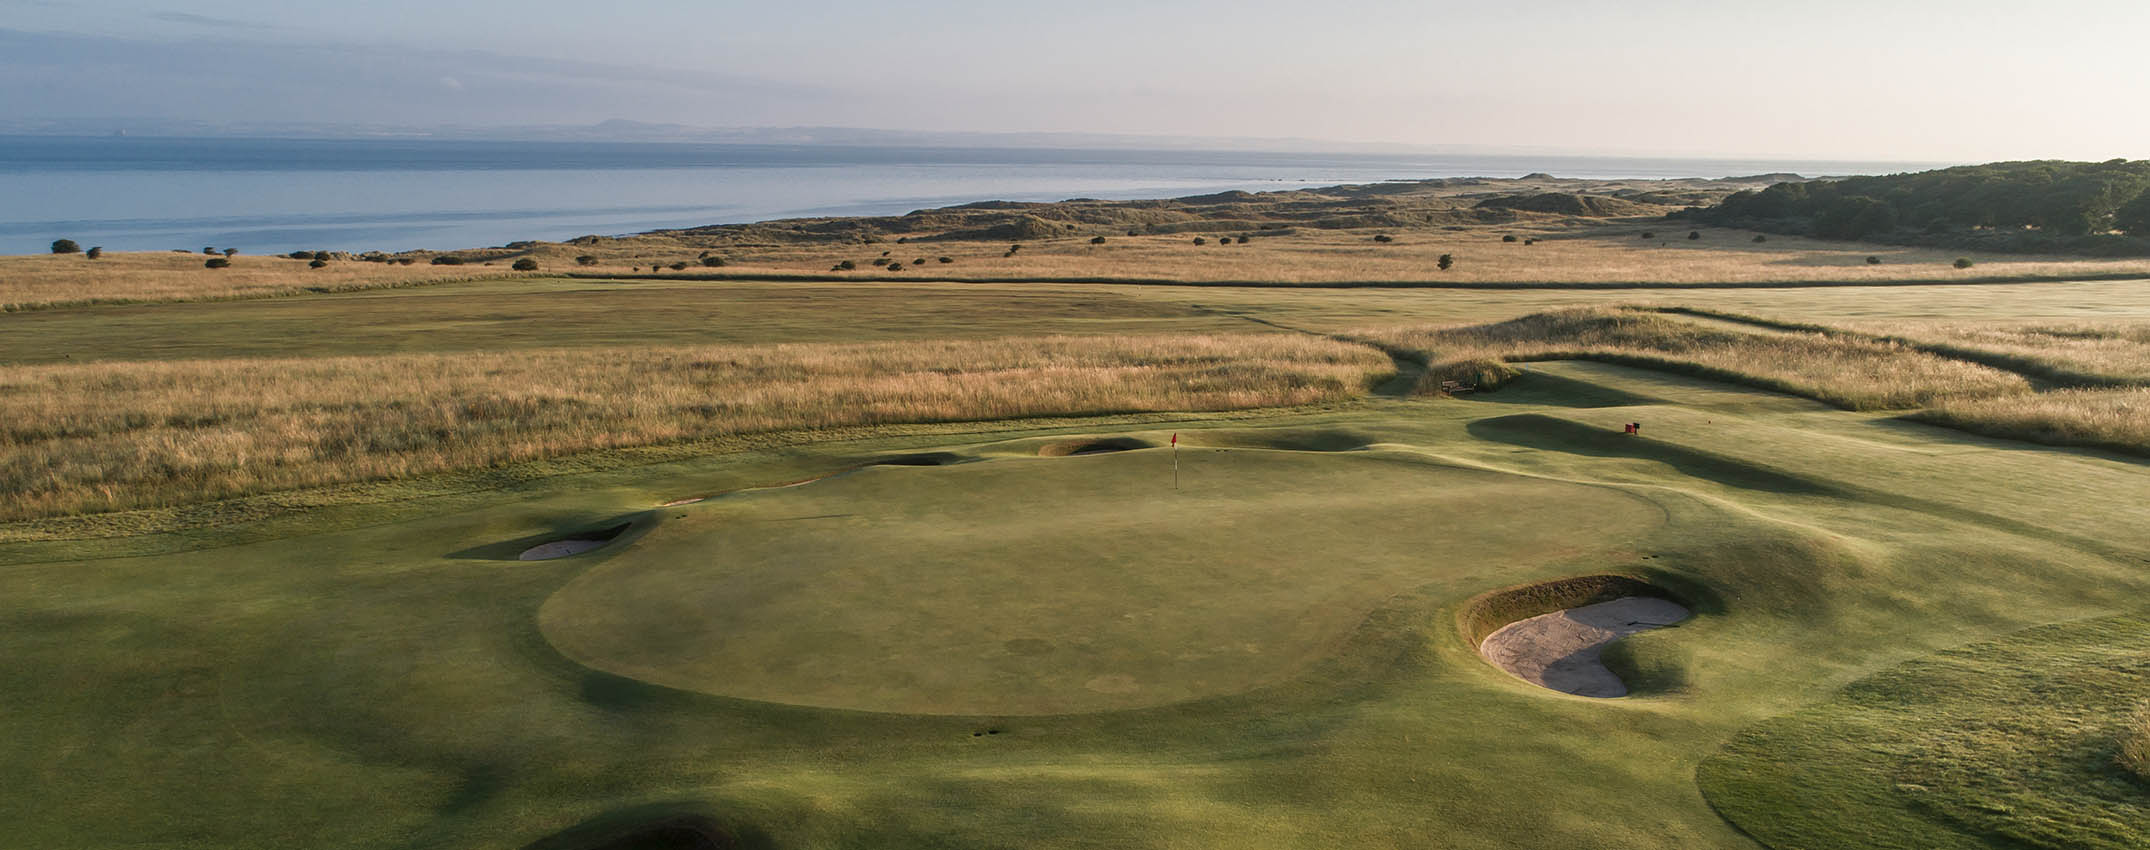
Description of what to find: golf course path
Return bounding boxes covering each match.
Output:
[1479,597,1689,697]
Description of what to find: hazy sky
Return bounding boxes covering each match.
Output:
[4,0,2146,160]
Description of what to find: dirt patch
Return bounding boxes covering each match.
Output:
[1036,436,1155,457]
[519,522,633,561]
[1478,596,1689,697]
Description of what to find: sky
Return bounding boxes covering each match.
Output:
[3,0,2147,161]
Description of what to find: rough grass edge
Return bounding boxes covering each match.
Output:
[561,271,2150,291]
[0,272,510,313]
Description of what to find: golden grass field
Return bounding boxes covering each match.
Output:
[12,220,2150,314]
[1356,308,2032,409]
[540,224,2150,285]
[0,251,513,311]
[0,334,1385,520]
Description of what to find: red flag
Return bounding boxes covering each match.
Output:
[1171,433,1177,446]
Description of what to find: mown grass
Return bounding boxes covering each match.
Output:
[0,334,1387,521]
[0,251,510,311]
[2124,705,2150,781]
[1700,614,2150,850]
[1354,308,2031,410]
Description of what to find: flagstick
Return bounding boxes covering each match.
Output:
[1171,433,1180,491]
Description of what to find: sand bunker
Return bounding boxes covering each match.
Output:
[519,523,632,561]
[1479,596,1689,697]
[1037,436,1153,457]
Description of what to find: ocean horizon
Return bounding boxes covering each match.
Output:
[0,135,1945,255]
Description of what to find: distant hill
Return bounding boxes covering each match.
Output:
[1686,160,2150,255]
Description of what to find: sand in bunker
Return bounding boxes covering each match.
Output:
[1479,597,1689,698]
[520,539,611,560]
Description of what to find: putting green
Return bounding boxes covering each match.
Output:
[539,448,1665,715]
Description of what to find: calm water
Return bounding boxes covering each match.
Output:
[0,136,1938,254]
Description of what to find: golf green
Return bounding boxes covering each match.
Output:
[539,448,1664,714]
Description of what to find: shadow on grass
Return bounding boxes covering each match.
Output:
[521,803,775,850]
[447,515,645,561]
[1466,413,1840,495]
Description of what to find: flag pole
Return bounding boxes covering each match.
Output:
[1172,433,1179,490]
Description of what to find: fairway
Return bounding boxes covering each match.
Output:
[541,448,1663,714]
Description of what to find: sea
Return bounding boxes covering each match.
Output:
[0,136,1941,255]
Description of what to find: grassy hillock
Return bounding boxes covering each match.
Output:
[1688,159,2150,255]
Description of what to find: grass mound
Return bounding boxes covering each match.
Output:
[1472,193,1653,217]
[1178,427,1374,452]
[1358,308,2031,410]
[538,449,1664,715]
[1699,613,2150,850]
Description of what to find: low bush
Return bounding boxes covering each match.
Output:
[204,258,231,269]
[576,255,598,266]
[1501,235,1517,243]
[1090,236,1107,245]
[1438,254,1454,271]
[1640,231,1656,239]
[937,256,953,264]
[512,258,539,271]
[1375,234,1394,243]
[669,262,687,270]
[700,256,725,267]
[838,260,858,270]
[1955,258,1976,269]
[85,247,103,260]
[1753,234,1767,243]
[50,239,80,254]
[1867,256,1882,265]
[309,259,328,269]
[1193,237,1208,245]
[431,256,465,266]
[222,248,238,257]
[1688,231,1702,240]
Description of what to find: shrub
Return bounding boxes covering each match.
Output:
[1008,244,1022,252]
[896,237,909,244]
[1640,231,1655,239]
[512,258,539,271]
[1954,257,1975,269]
[288,250,314,260]
[85,247,103,259]
[669,262,687,270]
[1687,231,1701,240]
[887,262,904,271]
[396,258,416,265]
[204,247,217,255]
[1193,237,1208,245]
[431,256,465,266]
[222,248,238,257]
[313,251,331,260]
[1523,238,1537,245]
[1127,229,1140,237]
[1375,234,1394,243]
[50,239,80,254]
[1091,236,1107,245]
[1501,234,1517,243]
[871,257,890,266]
[576,255,598,266]
[309,259,328,269]
[204,258,231,269]
[913,258,925,266]
[700,256,725,267]
[1437,254,1454,271]
[1866,256,1882,265]
[1752,234,1768,243]
[838,260,857,270]
[1237,236,1250,244]
[938,256,953,264]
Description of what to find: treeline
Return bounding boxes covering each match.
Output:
[1683,160,2150,255]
